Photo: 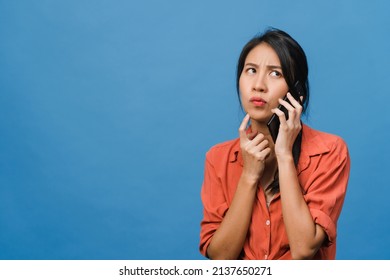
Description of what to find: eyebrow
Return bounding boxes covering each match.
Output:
[244,62,282,69]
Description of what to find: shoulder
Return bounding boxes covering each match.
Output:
[205,138,240,162]
[298,124,351,188]
[301,124,349,158]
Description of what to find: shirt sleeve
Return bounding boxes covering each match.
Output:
[199,149,229,257]
[302,136,351,245]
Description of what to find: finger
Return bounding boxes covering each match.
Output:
[247,130,258,141]
[279,94,302,123]
[253,147,271,161]
[286,93,303,124]
[244,134,268,155]
[286,92,303,112]
[252,138,269,152]
[239,114,250,139]
[249,133,266,146]
[271,107,287,124]
[277,97,296,121]
[278,96,294,111]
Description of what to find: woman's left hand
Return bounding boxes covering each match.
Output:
[271,92,303,158]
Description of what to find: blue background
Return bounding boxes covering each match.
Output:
[0,0,389,260]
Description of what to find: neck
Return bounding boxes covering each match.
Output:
[250,119,274,145]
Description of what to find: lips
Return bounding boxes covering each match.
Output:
[250,97,267,106]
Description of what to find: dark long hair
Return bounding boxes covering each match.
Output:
[236,28,310,193]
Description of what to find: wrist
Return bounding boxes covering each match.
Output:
[240,171,260,187]
[276,152,294,163]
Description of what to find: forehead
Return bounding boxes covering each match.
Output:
[245,43,281,65]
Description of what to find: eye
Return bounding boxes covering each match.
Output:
[245,68,256,74]
[270,70,282,77]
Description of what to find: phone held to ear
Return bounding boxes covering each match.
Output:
[267,81,303,143]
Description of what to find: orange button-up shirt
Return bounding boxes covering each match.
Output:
[199,124,350,259]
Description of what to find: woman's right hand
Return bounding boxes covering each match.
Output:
[239,114,271,184]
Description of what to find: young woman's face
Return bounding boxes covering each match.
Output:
[239,43,289,123]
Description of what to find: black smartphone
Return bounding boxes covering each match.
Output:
[267,81,303,143]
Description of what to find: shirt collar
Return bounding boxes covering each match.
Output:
[300,124,330,156]
[297,124,330,173]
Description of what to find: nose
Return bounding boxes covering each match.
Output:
[253,73,267,93]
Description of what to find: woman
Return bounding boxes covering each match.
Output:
[199,28,350,260]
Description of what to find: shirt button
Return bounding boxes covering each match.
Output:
[265,220,270,226]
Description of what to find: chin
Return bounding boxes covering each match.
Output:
[248,111,272,123]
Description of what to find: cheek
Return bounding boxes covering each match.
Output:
[238,77,252,97]
[240,99,249,113]
[239,73,252,90]
[239,85,251,109]
[270,84,289,102]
